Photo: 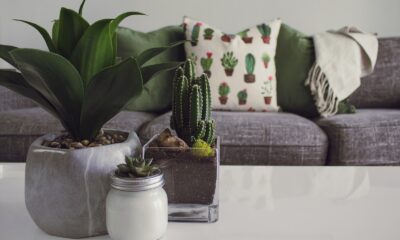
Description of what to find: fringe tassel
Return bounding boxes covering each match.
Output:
[305,63,339,117]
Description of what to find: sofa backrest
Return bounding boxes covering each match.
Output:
[0,86,36,112]
[349,37,400,108]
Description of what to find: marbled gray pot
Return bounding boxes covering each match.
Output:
[25,130,141,239]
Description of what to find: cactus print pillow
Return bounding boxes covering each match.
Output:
[183,17,282,111]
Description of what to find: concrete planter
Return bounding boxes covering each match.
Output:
[25,130,141,239]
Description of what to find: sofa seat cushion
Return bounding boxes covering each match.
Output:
[139,111,328,165]
[0,107,156,162]
[316,109,400,165]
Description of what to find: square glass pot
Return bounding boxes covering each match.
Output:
[143,135,220,223]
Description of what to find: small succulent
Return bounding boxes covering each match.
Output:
[261,80,273,96]
[203,28,214,39]
[200,51,213,71]
[237,89,248,101]
[192,139,215,157]
[238,29,250,38]
[257,24,271,37]
[221,52,238,70]
[219,82,230,97]
[116,156,159,178]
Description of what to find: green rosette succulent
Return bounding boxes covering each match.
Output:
[116,156,160,178]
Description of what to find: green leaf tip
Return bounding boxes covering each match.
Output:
[14,19,57,53]
[79,0,86,15]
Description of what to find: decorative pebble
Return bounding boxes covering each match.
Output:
[71,142,84,149]
[49,142,61,148]
[42,131,127,149]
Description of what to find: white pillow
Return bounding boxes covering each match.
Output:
[183,17,282,112]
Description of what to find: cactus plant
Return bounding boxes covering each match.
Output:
[116,156,160,178]
[237,89,248,105]
[191,22,202,46]
[244,53,256,83]
[261,78,273,104]
[200,51,213,77]
[171,59,216,146]
[221,33,234,42]
[203,28,214,40]
[257,24,271,44]
[218,82,230,105]
[221,52,238,76]
[238,29,253,43]
[262,53,271,68]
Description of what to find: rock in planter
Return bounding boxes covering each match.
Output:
[25,130,141,239]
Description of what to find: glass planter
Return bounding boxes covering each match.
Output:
[143,135,220,223]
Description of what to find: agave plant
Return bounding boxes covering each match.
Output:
[0,0,182,140]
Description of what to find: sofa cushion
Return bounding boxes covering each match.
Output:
[0,108,156,162]
[117,26,185,112]
[349,37,400,108]
[183,17,282,112]
[316,109,400,165]
[139,111,328,165]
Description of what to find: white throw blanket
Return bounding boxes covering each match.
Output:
[305,26,378,117]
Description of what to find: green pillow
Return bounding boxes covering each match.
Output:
[276,24,355,118]
[117,26,185,112]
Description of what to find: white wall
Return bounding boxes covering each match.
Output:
[1,0,399,67]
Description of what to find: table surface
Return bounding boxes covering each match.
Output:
[1,163,400,240]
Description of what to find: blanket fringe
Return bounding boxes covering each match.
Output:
[305,63,339,117]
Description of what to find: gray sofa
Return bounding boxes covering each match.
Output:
[0,37,399,165]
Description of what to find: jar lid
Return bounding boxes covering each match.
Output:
[110,171,164,192]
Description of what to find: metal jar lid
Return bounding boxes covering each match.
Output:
[110,171,164,192]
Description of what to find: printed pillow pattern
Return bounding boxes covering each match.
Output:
[183,17,282,111]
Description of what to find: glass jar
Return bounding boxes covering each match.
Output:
[106,172,168,240]
[143,136,220,223]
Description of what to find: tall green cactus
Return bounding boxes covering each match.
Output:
[245,53,255,74]
[191,22,202,46]
[171,59,215,146]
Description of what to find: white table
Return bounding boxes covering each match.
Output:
[1,163,400,240]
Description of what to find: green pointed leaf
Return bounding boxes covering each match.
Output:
[109,12,145,33]
[10,49,84,138]
[52,20,60,47]
[79,0,86,15]
[0,69,73,133]
[58,8,89,58]
[0,70,56,115]
[14,20,57,53]
[141,61,183,85]
[136,40,187,66]
[0,45,18,68]
[70,12,144,85]
[80,57,142,139]
[70,19,113,84]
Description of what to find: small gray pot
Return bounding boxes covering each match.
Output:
[25,130,141,239]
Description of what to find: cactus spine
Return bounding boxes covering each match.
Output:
[171,59,215,146]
